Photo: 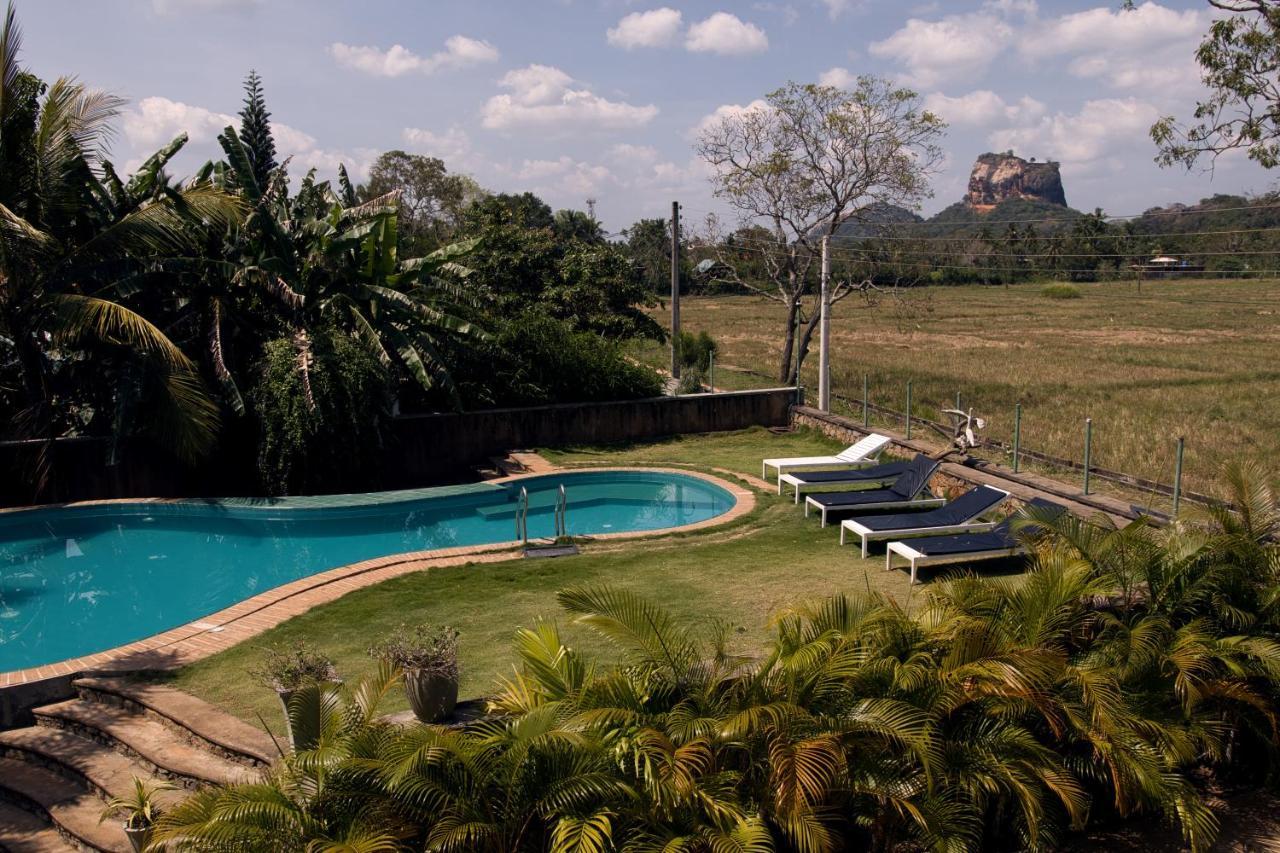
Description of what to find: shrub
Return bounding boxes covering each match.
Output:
[251,642,338,691]
[490,312,664,405]
[369,624,460,678]
[249,329,391,495]
[677,367,706,394]
[677,330,718,372]
[1041,283,1082,299]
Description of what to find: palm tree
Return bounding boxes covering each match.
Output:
[0,2,242,487]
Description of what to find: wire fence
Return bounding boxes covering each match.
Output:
[716,362,1212,518]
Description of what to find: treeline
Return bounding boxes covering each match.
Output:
[0,5,665,499]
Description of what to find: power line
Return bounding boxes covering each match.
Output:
[675,200,1280,230]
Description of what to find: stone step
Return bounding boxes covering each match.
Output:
[33,700,262,789]
[0,757,128,853]
[73,678,276,768]
[0,727,179,810]
[0,801,76,853]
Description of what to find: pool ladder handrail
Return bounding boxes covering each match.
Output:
[515,486,529,544]
[554,484,567,539]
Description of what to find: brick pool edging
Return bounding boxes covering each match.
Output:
[0,467,755,726]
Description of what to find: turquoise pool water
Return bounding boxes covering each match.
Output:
[0,470,734,672]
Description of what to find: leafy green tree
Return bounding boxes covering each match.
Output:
[552,208,604,244]
[0,4,241,492]
[1152,1,1280,169]
[238,70,277,191]
[360,150,485,254]
[698,77,946,383]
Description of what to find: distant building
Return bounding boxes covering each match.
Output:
[1132,256,1205,277]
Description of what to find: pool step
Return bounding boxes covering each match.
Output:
[0,800,76,853]
[0,757,128,852]
[32,700,262,788]
[72,677,277,768]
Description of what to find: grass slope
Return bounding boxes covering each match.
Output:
[169,428,978,730]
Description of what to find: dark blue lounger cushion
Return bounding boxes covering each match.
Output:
[906,498,1066,556]
[849,485,1008,532]
[808,455,941,509]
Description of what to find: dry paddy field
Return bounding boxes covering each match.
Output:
[634,279,1280,509]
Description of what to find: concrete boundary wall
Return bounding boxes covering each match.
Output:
[0,388,799,507]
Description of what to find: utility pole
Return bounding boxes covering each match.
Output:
[670,201,681,380]
[818,235,831,412]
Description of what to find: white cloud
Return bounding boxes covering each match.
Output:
[120,96,376,183]
[609,143,660,164]
[691,99,772,136]
[685,13,769,55]
[869,10,1013,88]
[818,67,857,89]
[923,90,1045,128]
[607,8,684,49]
[481,64,658,132]
[151,0,259,13]
[329,35,499,78]
[122,97,235,150]
[1020,2,1207,96]
[820,0,862,18]
[989,97,1161,174]
[401,126,472,165]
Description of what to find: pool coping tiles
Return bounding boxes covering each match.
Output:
[0,466,755,694]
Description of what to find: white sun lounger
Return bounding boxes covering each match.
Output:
[884,497,1065,583]
[762,433,891,482]
[840,485,1009,557]
[803,455,944,527]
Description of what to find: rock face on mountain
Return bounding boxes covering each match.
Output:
[965,153,1066,211]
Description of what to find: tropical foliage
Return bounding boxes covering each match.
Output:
[150,468,1280,851]
[0,3,664,499]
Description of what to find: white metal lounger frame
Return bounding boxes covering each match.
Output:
[780,469,900,502]
[839,487,1010,556]
[885,540,1025,585]
[804,493,946,527]
[761,433,891,481]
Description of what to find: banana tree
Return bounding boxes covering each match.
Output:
[0,3,242,490]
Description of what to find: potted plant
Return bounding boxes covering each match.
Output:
[370,625,460,723]
[100,777,175,852]
[251,642,339,751]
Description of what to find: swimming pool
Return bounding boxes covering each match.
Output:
[0,470,735,672]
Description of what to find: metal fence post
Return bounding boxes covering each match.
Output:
[1083,417,1093,495]
[863,373,869,427]
[1013,403,1022,474]
[1173,436,1185,516]
[708,351,715,392]
[955,391,962,411]
[905,380,913,440]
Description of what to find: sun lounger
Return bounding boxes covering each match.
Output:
[803,455,944,527]
[884,498,1065,583]
[840,485,1010,557]
[778,459,910,502]
[762,433,891,481]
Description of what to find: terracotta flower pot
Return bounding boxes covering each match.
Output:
[404,669,458,723]
[123,823,152,853]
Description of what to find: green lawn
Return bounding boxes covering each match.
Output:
[167,427,1000,731]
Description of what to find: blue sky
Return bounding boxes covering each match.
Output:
[16,0,1268,232]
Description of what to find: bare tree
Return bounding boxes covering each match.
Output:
[696,77,945,383]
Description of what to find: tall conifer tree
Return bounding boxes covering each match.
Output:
[238,70,277,190]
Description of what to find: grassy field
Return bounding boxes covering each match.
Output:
[168,428,999,730]
[633,279,1280,507]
